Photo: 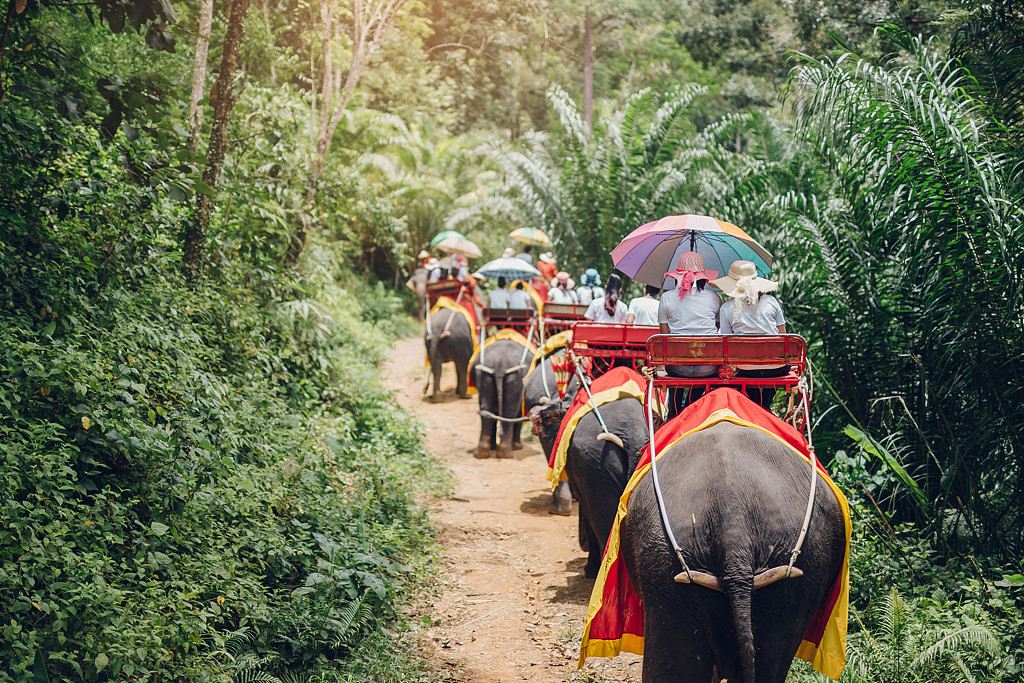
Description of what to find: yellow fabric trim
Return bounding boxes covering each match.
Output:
[546,380,645,491]
[510,279,544,314]
[579,408,850,680]
[467,328,538,372]
[524,330,572,384]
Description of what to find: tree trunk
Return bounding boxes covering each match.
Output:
[284,0,409,268]
[182,0,251,277]
[583,10,593,134]
[186,0,214,154]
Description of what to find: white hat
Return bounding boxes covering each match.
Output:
[539,252,556,264]
[502,247,517,258]
[710,260,778,310]
[418,250,430,260]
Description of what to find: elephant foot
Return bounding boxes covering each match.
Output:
[550,481,572,516]
[496,444,514,459]
[458,393,471,400]
[548,503,572,516]
[512,440,524,451]
[473,448,492,459]
[429,394,444,403]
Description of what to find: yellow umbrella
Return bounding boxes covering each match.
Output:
[509,227,553,248]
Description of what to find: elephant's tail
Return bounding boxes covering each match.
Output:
[723,566,756,683]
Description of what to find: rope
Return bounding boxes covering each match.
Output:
[438,286,466,338]
[478,409,531,423]
[645,380,693,582]
[787,375,818,577]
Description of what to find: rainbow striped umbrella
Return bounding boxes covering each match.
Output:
[610,214,772,288]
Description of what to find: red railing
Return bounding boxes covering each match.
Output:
[645,334,807,390]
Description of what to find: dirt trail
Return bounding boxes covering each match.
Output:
[383,337,641,682]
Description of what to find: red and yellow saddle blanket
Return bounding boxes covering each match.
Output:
[579,388,850,680]
[467,328,539,393]
[546,367,647,489]
[429,294,480,351]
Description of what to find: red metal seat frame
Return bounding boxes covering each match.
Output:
[569,322,659,377]
[645,334,807,393]
[426,279,466,308]
[542,302,589,338]
[483,306,537,338]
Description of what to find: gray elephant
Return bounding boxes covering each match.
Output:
[471,338,535,459]
[620,419,846,682]
[522,355,581,515]
[530,389,648,578]
[424,307,474,402]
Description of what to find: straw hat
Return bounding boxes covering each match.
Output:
[502,247,517,258]
[710,260,778,305]
[539,252,556,264]
[418,250,430,260]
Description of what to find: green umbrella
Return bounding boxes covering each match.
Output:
[430,230,466,247]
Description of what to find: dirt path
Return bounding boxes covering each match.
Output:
[383,337,641,682]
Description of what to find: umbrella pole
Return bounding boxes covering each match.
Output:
[689,230,695,251]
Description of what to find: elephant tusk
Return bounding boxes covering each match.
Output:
[752,565,803,589]
[673,570,722,591]
[539,396,550,404]
[441,330,451,339]
[596,432,625,448]
[505,364,528,374]
[672,566,804,590]
[478,365,495,374]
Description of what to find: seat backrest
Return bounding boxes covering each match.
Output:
[543,302,589,320]
[646,334,807,371]
[427,280,464,305]
[571,322,660,359]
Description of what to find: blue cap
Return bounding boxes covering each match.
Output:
[583,268,601,285]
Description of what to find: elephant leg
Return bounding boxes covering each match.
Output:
[577,508,590,552]
[430,361,444,402]
[456,360,469,399]
[640,617,714,683]
[549,480,572,516]
[475,416,495,459]
[581,515,602,578]
[496,422,514,458]
[512,421,524,450]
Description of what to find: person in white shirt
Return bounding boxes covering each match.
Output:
[547,271,578,304]
[575,268,605,305]
[488,276,511,308]
[626,285,661,326]
[658,252,721,412]
[584,273,628,323]
[426,258,443,284]
[516,245,534,264]
[711,260,788,409]
[509,282,535,310]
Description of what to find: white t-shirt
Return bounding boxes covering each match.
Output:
[585,297,628,324]
[509,288,534,309]
[516,253,533,264]
[548,286,578,304]
[488,289,511,308]
[627,296,660,326]
[719,295,786,335]
[576,285,604,306]
[657,287,721,334]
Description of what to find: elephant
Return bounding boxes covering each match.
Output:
[619,419,847,683]
[471,338,535,459]
[530,389,648,578]
[424,307,474,402]
[522,355,581,515]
